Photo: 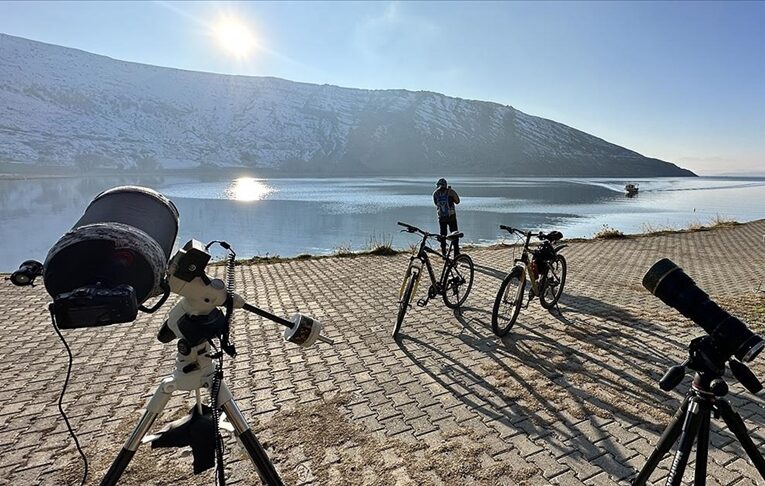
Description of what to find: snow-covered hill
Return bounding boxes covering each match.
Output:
[0,34,694,176]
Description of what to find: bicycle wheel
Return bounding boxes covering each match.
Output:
[394,269,418,338]
[491,266,525,336]
[442,254,474,309]
[540,254,567,309]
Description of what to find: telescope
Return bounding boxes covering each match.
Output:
[634,258,765,486]
[10,186,332,486]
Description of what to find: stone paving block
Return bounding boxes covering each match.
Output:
[2,220,765,484]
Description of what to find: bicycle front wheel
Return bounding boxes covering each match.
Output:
[491,266,525,336]
[540,254,567,309]
[442,254,474,309]
[394,269,418,338]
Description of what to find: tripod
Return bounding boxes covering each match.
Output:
[100,239,333,486]
[633,356,765,485]
[101,303,284,486]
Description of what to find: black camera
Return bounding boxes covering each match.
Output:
[52,284,138,329]
[643,258,764,365]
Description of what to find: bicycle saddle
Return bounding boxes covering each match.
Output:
[446,231,464,240]
[541,231,563,242]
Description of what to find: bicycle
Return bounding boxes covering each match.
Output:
[491,225,568,337]
[394,221,475,339]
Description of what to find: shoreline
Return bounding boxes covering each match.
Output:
[1,218,761,274]
[220,216,760,266]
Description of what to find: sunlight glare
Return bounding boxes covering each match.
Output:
[213,16,256,59]
[226,177,274,202]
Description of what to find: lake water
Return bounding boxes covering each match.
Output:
[1,175,764,271]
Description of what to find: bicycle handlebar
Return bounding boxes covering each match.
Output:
[500,225,551,240]
[398,222,444,241]
[397,221,419,233]
[500,225,531,237]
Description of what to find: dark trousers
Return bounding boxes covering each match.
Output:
[439,217,459,256]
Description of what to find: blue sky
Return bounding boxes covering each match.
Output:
[1,1,763,174]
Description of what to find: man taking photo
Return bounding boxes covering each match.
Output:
[433,178,461,256]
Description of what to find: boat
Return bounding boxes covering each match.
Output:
[625,183,639,196]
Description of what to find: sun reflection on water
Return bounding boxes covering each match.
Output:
[225,177,274,201]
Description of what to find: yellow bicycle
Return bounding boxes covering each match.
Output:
[491,225,567,337]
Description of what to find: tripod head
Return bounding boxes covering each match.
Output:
[157,239,333,353]
[659,335,763,396]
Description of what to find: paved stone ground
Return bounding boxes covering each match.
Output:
[1,220,765,485]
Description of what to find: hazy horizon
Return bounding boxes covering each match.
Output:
[1,1,763,175]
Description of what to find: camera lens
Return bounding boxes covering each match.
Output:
[643,258,764,363]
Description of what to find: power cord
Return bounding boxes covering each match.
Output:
[49,305,88,486]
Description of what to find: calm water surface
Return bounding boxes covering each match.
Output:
[1,176,764,271]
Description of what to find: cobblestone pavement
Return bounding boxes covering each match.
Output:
[1,221,765,485]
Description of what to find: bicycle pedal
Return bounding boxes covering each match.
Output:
[417,298,429,307]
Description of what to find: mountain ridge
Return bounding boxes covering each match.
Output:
[0,33,695,177]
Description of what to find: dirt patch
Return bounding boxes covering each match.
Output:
[254,394,538,486]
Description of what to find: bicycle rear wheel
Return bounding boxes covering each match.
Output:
[394,270,418,338]
[540,254,567,309]
[442,254,474,309]
[491,266,525,336]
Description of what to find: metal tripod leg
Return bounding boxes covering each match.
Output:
[217,381,284,486]
[716,399,765,479]
[693,401,711,486]
[666,398,704,486]
[101,377,175,486]
[633,395,690,486]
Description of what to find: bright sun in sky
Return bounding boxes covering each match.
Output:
[212,16,256,59]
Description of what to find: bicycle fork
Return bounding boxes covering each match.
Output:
[521,264,538,308]
[400,261,424,307]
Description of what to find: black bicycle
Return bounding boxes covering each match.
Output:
[394,222,474,338]
[491,225,567,336]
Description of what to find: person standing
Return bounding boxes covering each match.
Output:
[433,178,460,255]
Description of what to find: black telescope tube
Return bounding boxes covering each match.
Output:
[643,258,764,363]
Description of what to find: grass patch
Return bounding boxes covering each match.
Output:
[367,245,399,256]
[640,215,741,237]
[364,232,399,256]
[594,224,625,239]
[333,242,355,257]
[641,222,678,234]
[710,214,741,228]
[235,254,288,265]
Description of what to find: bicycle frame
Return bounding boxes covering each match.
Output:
[506,228,565,296]
[513,231,540,296]
[399,233,458,301]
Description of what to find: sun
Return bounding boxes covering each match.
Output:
[213,16,256,59]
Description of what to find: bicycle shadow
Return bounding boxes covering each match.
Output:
[394,332,551,435]
[448,304,684,477]
[472,263,506,281]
